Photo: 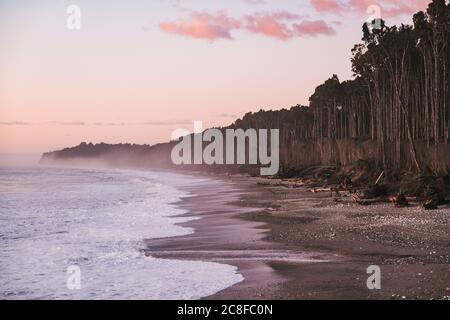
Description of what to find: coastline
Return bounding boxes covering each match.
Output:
[144,173,337,300]
[145,172,450,300]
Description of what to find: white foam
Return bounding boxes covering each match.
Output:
[0,167,243,299]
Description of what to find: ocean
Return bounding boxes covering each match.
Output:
[0,166,243,299]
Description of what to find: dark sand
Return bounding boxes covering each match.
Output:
[145,174,450,300]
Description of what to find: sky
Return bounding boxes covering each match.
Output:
[0,0,430,155]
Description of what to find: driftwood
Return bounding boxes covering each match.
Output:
[390,194,410,207]
[423,199,438,210]
[257,181,284,187]
[257,179,306,189]
[374,171,384,185]
[352,194,389,205]
[310,187,332,193]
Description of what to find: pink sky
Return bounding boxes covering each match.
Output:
[0,0,429,155]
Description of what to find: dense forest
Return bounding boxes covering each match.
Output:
[42,0,450,180]
[231,0,450,175]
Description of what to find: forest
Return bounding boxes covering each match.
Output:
[231,0,449,175]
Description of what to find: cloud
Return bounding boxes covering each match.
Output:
[49,121,86,126]
[160,10,337,42]
[91,120,192,126]
[128,120,192,126]
[310,0,430,18]
[293,20,336,37]
[218,113,238,119]
[245,11,301,40]
[159,11,242,41]
[310,0,346,14]
[0,121,191,126]
[0,121,30,126]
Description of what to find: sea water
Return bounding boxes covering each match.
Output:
[0,166,243,299]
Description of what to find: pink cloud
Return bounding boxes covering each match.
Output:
[293,20,336,37]
[159,11,241,41]
[350,0,430,18]
[160,10,338,42]
[310,0,430,17]
[377,0,430,17]
[244,11,301,40]
[311,0,346,13]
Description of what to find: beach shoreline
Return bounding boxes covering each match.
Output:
[145,172,450,300]
[144,174,337,300]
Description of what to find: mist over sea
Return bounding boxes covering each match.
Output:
[0,166,243,299]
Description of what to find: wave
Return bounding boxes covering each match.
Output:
[0,167,243,299]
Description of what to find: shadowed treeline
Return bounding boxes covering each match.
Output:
[230,0,450,174]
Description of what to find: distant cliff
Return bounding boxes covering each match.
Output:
[41,104,450,176]
[41,141,175,169]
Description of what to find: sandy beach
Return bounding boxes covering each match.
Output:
[144,175,336,300]
[144,173,450,300]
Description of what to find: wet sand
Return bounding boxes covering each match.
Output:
[145,174,450,300]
